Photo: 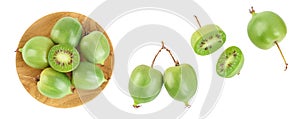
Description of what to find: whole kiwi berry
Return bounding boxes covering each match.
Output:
[50,17,82,47]
[79,31,110,65]
[72,61,107,90]
[37,68,72,99]
[128,65,163,108]
[163,64,197,107]
[48,44,80,73]
[19,36,54,69]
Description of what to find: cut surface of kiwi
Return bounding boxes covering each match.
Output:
[191,24,226,56]
[48,44,80,73]
[216,46,244,78]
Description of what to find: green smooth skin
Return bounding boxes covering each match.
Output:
[50,17,82,47]
[191,24,226,56]
[216,46,244,78]
[37,68,72,99]
[128,65,163,106]
[20,36,54,69]
[72,62,107,90]
[247,11,287,49]
[163,64,197,106]
[80,31,110,65]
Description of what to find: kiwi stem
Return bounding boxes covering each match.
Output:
[151,41,179,68]
[194,15,202,28]
[151,42,164,68]
[16,48,22,52]
[35,75,40,82]
[249,6,255,15]
[274,41,288,71]
[133,103,141,108]
[185,102,191,108]
[71,87,76,93]
[165,47,179,66]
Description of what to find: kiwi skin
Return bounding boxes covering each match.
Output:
[216,46,244,78]
[48,44,80,73]
[191,24,226,56]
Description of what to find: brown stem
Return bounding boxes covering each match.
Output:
[15,48,22,52]
[249,6,255,15]
[165,48,179,66]
[151,41,165,68]
[71,87,76,93]
[185,102,191,108]
[151,41,180,67]
[274,41,288,71]
[35,75,40,82]
[133,105,141,108]
[194,15,202,28]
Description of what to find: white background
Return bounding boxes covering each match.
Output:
[1,0,300,119]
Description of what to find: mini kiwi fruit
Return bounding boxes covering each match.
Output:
[216,46,244,78]
[48,44,80,73]
[191,16,226,56]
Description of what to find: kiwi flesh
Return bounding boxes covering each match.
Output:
[191,24,226,56]
[216,46,244,78]
[48,44,80,73]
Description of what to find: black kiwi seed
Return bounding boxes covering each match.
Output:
[233,53,237,57]
[220,63,224,67]
[216,34,221,38]
[228,63,232,67]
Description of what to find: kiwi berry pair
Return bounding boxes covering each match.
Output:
[129,42,198,108]
[191,15,244,78]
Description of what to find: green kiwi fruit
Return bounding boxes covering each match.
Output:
[37,68,72,99]
[72,61,107,90]
[50,17,82,47]
[216,46,244,78]
[48,44,80,73]
[191,24,226,56]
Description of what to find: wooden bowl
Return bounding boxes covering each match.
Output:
[16,12,114,108]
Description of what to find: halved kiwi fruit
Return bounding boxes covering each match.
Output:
[191,24,226,56]
[48,44,80,73]
[216,46,244,78]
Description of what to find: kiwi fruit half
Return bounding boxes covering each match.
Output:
[48,44,80,73]
[191,24,226,56]
[216,46,244,78]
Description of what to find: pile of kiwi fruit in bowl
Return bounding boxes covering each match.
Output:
[16,12,114,108]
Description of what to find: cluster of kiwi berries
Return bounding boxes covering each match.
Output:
[128,42,197,108]
[191,6,288,78]
[191,15,244,78]
[129,7,289,109]
[19,17,111,99]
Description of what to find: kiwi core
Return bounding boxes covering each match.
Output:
[54,50,73,66]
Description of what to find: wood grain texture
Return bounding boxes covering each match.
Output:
[16,12,114,108]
